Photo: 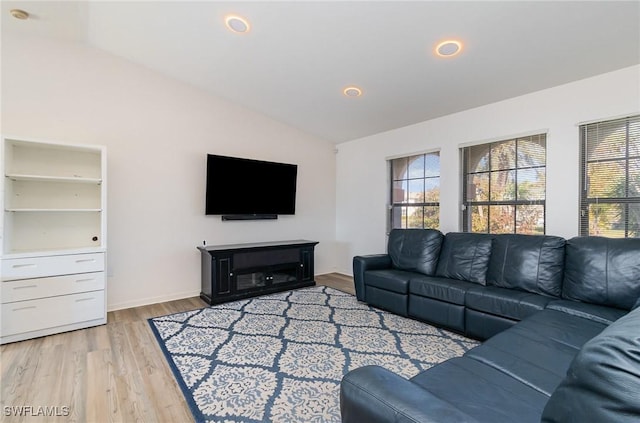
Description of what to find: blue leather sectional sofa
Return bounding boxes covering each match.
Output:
[340,229,640,422]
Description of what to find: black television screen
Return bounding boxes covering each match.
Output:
[205,154,297,216]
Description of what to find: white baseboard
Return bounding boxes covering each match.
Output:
[316,270,353,276]
[317,270,353,277]
[107,272,353,312]
[107,289,201,312]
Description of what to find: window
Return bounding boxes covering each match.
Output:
[580,115,640,238]
[462,134,546,234]
[390,152,440,229]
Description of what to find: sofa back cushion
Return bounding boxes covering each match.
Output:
[387,229,443,276]
[541,306,640,423]
[563,236,640,310]
[435,232,494,284]
[487,234,565,297]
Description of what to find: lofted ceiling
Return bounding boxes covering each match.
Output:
[2,1,640,143]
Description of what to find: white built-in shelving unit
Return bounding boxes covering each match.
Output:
[1,136,107,344]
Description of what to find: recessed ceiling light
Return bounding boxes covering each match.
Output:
[343,86,363,97]
[435,40,463,57]
[225,15,250,34]
[10,9,29,20]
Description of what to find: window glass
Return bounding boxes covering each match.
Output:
[390,152,440,230]
[462,134,546,234]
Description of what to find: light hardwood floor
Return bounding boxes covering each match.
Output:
[0,273,354,423]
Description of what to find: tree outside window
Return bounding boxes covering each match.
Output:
[462,135,546,234]
[390,152,440,230]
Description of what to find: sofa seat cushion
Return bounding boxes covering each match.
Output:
[512,309,607,349]
[364,269,412,294]
[409,295,466,332]
[465,285,551,321]
[409,275,476,305]
[487,234,565,297]
[464,309,518,340]
[464,310,605,396]
[563,236,640,310]
[541,306,640,423]
[435,232,494,284]
[387,229,443,276]
[546,299,627,325]
[340,365,479,423]
[411,357,549,423]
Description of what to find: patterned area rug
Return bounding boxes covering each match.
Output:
[148,285,478,423]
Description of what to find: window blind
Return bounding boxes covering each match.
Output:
[580,115,640,237]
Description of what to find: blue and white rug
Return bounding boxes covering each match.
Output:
[148,285,478,423]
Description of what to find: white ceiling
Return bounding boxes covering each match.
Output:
[3,1,640,143]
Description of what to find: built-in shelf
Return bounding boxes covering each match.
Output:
[1,135,107,344]
[3,246,106,259]
[6,208,102,212]
[4,167,102,215]
[5,173,102,184]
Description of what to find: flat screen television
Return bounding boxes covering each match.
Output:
[205,154,298,217]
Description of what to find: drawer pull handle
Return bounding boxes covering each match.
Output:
[12,263,36,269]
[13,285,38,290]
[75,278,95,283]
[13,306,37,312]
[75,297,94,303]
[75,259,96,263]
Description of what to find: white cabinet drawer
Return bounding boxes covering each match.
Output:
[1,290,105,337]
[2,253,104,280]
[1,272,105,303]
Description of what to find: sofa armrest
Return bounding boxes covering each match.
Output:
[340,365,479,423]
[353,255,392,301]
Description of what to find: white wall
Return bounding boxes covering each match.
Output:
[336,65,640,274]
[1,34,337,310]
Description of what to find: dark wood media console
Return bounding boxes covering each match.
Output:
[197,240,319,305]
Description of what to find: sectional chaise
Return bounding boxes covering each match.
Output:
[340,229,640,422]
